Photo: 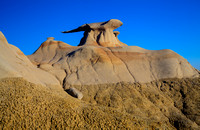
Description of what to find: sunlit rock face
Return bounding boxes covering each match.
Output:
[62,19,127,47]
[0,32,60,87]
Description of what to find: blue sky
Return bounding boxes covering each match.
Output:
[1,0,200,69]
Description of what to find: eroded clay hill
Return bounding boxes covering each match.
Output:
[0,32,60,87]
[28,19,198,86]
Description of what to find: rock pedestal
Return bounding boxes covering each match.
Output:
[62,19,127,47]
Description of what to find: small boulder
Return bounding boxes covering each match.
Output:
[66,87,83,99]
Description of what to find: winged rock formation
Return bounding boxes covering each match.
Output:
[28,19,199,86]
[62,19,127,47]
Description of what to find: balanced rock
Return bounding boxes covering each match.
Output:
[62,19,127,47]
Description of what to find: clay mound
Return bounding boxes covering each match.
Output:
[30,37,77,65]
[39,37,71,49]
[28,40,199,86]
[0,32,60,87]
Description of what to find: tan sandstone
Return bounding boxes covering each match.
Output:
[28,36,199,86]
[0,32,60,87]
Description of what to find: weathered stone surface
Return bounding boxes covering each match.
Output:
[28,37,199,86]
[0,32,60,87]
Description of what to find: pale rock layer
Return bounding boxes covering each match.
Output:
[0,32,60,87]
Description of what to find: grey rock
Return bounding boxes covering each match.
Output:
[66,87,83,99]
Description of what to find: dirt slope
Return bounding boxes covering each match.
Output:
[0,77,175,129]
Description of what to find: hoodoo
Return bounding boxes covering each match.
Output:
[62,19,127,47]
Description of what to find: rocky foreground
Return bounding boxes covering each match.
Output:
[0,19,200,129]
[1,77,200,129]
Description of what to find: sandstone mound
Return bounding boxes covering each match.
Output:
[28,37,199,86]
[0,32,60,87]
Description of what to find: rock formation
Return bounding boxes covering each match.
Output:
[62,19,127,47]
[0,19,200,129]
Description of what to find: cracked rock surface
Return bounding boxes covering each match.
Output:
[28,37,199,86]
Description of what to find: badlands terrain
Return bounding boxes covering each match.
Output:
[0,19,200,129]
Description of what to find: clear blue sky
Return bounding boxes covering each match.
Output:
[1,0,200,69]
